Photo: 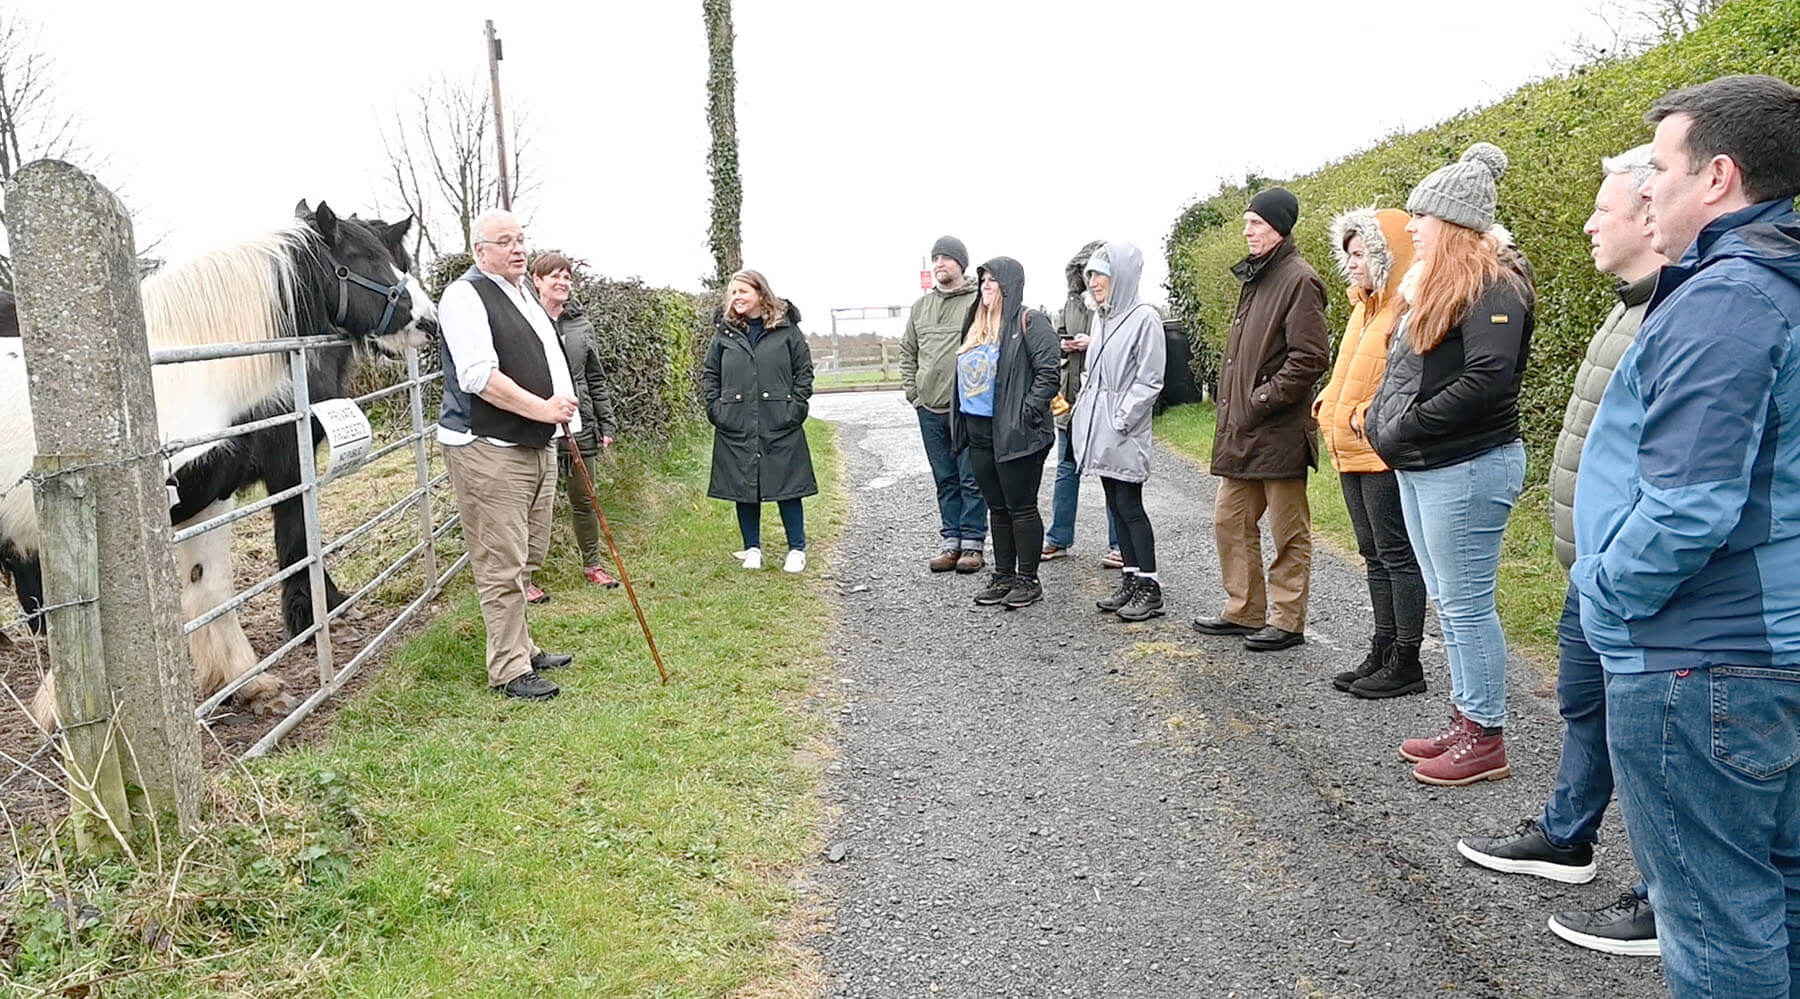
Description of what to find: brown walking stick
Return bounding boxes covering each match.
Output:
[561,425,670,684]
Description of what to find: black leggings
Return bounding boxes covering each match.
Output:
[1101,477,1156,573]
[1340,470,1425,644]
[964,420,1048,579]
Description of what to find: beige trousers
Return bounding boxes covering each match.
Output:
[1213,476,1312,633]
[444,439,556,686]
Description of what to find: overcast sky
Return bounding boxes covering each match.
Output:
[12,0,1618,336]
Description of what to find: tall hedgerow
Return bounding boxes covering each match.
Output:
[1164,0,1800,470]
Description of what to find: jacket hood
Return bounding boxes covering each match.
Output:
[974,256,1027,329]
[1066,240,1105,295]
[1667,199,1800,300]
[1329,208,1414,305]
[1091,242,1146,320]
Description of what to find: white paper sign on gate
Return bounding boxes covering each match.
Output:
[313,398,373,484]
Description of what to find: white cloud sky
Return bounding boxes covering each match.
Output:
[13,0,1620,336]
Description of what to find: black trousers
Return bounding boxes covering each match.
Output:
[963,416,1048,579]
[1339,470,1425,644]
[1101,477,1156,573]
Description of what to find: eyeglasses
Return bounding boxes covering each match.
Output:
[479,234,527,249]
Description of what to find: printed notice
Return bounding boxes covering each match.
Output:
[313,398,373,484]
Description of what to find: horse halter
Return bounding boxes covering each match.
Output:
[326,255,409,336]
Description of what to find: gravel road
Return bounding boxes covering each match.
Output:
[803,390,1664,999]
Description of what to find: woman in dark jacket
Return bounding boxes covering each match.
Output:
[950,257,1060,609]
[530,253,620,591]
[702,269,818,573]
[1366,143,1533,788]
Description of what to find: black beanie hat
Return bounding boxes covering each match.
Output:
[1246,187,1300,238]
[930,235,969,273]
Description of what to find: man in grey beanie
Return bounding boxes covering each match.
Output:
[901,235,987,572]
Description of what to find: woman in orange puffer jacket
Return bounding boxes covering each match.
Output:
[1314,207,1426,698]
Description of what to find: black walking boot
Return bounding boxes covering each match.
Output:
[1116,577,1165,621]
[972,571,1017,606]
[1096,573,1139,612]
[1351,641,1427,699]
[1333,636,1394,692]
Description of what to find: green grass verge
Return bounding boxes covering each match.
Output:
[1153,403,1561,666]
[813,369,900,390]
[4,420,844,997]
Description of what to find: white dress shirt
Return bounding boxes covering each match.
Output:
[437,268,580,447]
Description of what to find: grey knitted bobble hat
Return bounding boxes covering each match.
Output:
[1406,142,1509,232]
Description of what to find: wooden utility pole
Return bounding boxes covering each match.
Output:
[485,19,512,211]
[8,160,204,851]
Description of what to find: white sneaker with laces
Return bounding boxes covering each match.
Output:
[740,547,762,570]
[784,549,807,573]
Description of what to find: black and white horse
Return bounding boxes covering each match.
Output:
[1,202,436,730]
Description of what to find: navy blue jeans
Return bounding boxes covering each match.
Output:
[1047,427,1117,551]
[736,499,804,551]
[1541,585,1612,847]
[1608,666,1800,997]
[917,408,986,549]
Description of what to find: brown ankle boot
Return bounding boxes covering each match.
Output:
[1399,707,1473,763]
[1413,726,1511,786]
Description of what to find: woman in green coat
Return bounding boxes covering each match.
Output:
[701,269,818,573]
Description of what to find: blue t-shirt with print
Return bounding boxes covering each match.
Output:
[957,343,999,417]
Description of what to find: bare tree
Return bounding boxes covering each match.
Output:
[703,0,742,288]
[0,11,86,290]
[377,75,535,262]
[1558,0,1725,68]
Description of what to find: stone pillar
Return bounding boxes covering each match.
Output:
[8,159,203,840]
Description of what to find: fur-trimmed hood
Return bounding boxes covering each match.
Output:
[1329,207,1414,308]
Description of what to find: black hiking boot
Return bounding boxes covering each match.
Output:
[1097,573,1139,612]
[499,671,560,701]
[1002,576,1044,609]
[1117,577,1165,621]
[972,571,1017,606]
[1351,641,1426,698]
[1333,636,1394,692]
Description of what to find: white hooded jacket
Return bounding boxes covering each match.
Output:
[1070,242,1166,482]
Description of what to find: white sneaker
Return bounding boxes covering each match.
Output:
[784,549,807,573]
[740,547,762,570]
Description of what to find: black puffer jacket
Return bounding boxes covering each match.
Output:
[1367,252,1536,471]
[949,256,1060,463]
[701,302,818,502]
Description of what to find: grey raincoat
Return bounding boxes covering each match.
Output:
[1070,242,1166,482]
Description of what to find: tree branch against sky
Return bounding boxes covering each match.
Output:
[0,9,85,289]
[377,75,536,262]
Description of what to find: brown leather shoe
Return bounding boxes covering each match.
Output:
[956,550,985,573]
[929,550,960,573]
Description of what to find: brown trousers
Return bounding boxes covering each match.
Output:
[444,439,556,686]
[1213,476,1312,633]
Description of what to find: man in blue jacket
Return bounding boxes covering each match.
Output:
[1572,74,1800,999]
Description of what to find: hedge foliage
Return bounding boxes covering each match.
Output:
[1164,0,1800,468]
[424,253,710,452]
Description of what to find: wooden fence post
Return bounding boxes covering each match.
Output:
[8,160,204,844]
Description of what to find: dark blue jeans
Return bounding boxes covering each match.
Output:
[1541,585,1612,847]
[736,499,804,550]
[1048,428,1118,551]
[917,408,986,549]
[1608,666,1800,997]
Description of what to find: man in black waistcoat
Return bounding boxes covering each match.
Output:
[436,209,581,700]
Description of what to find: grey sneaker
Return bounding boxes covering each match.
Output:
[972,572,1016,606]
[1548,891,1659,957]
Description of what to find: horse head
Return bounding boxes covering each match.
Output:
[293,200,436,357]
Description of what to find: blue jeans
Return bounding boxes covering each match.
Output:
[1395,440,1525,728]
[1607,667,1800,998]
[1047,428,1118,550]
[917,408,986,549]
[737,499,804,550]
[1541,584,1613,846]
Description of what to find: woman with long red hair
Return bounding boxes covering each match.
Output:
[1366,142,1534,787]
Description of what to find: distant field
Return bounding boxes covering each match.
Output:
[816,369,901,391]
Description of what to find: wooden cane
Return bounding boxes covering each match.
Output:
[560,426,669,684]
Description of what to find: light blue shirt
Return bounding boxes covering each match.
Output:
[957,343,999,417]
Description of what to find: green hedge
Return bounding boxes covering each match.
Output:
[424,253,709,452]
[1164,0,1800,470]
